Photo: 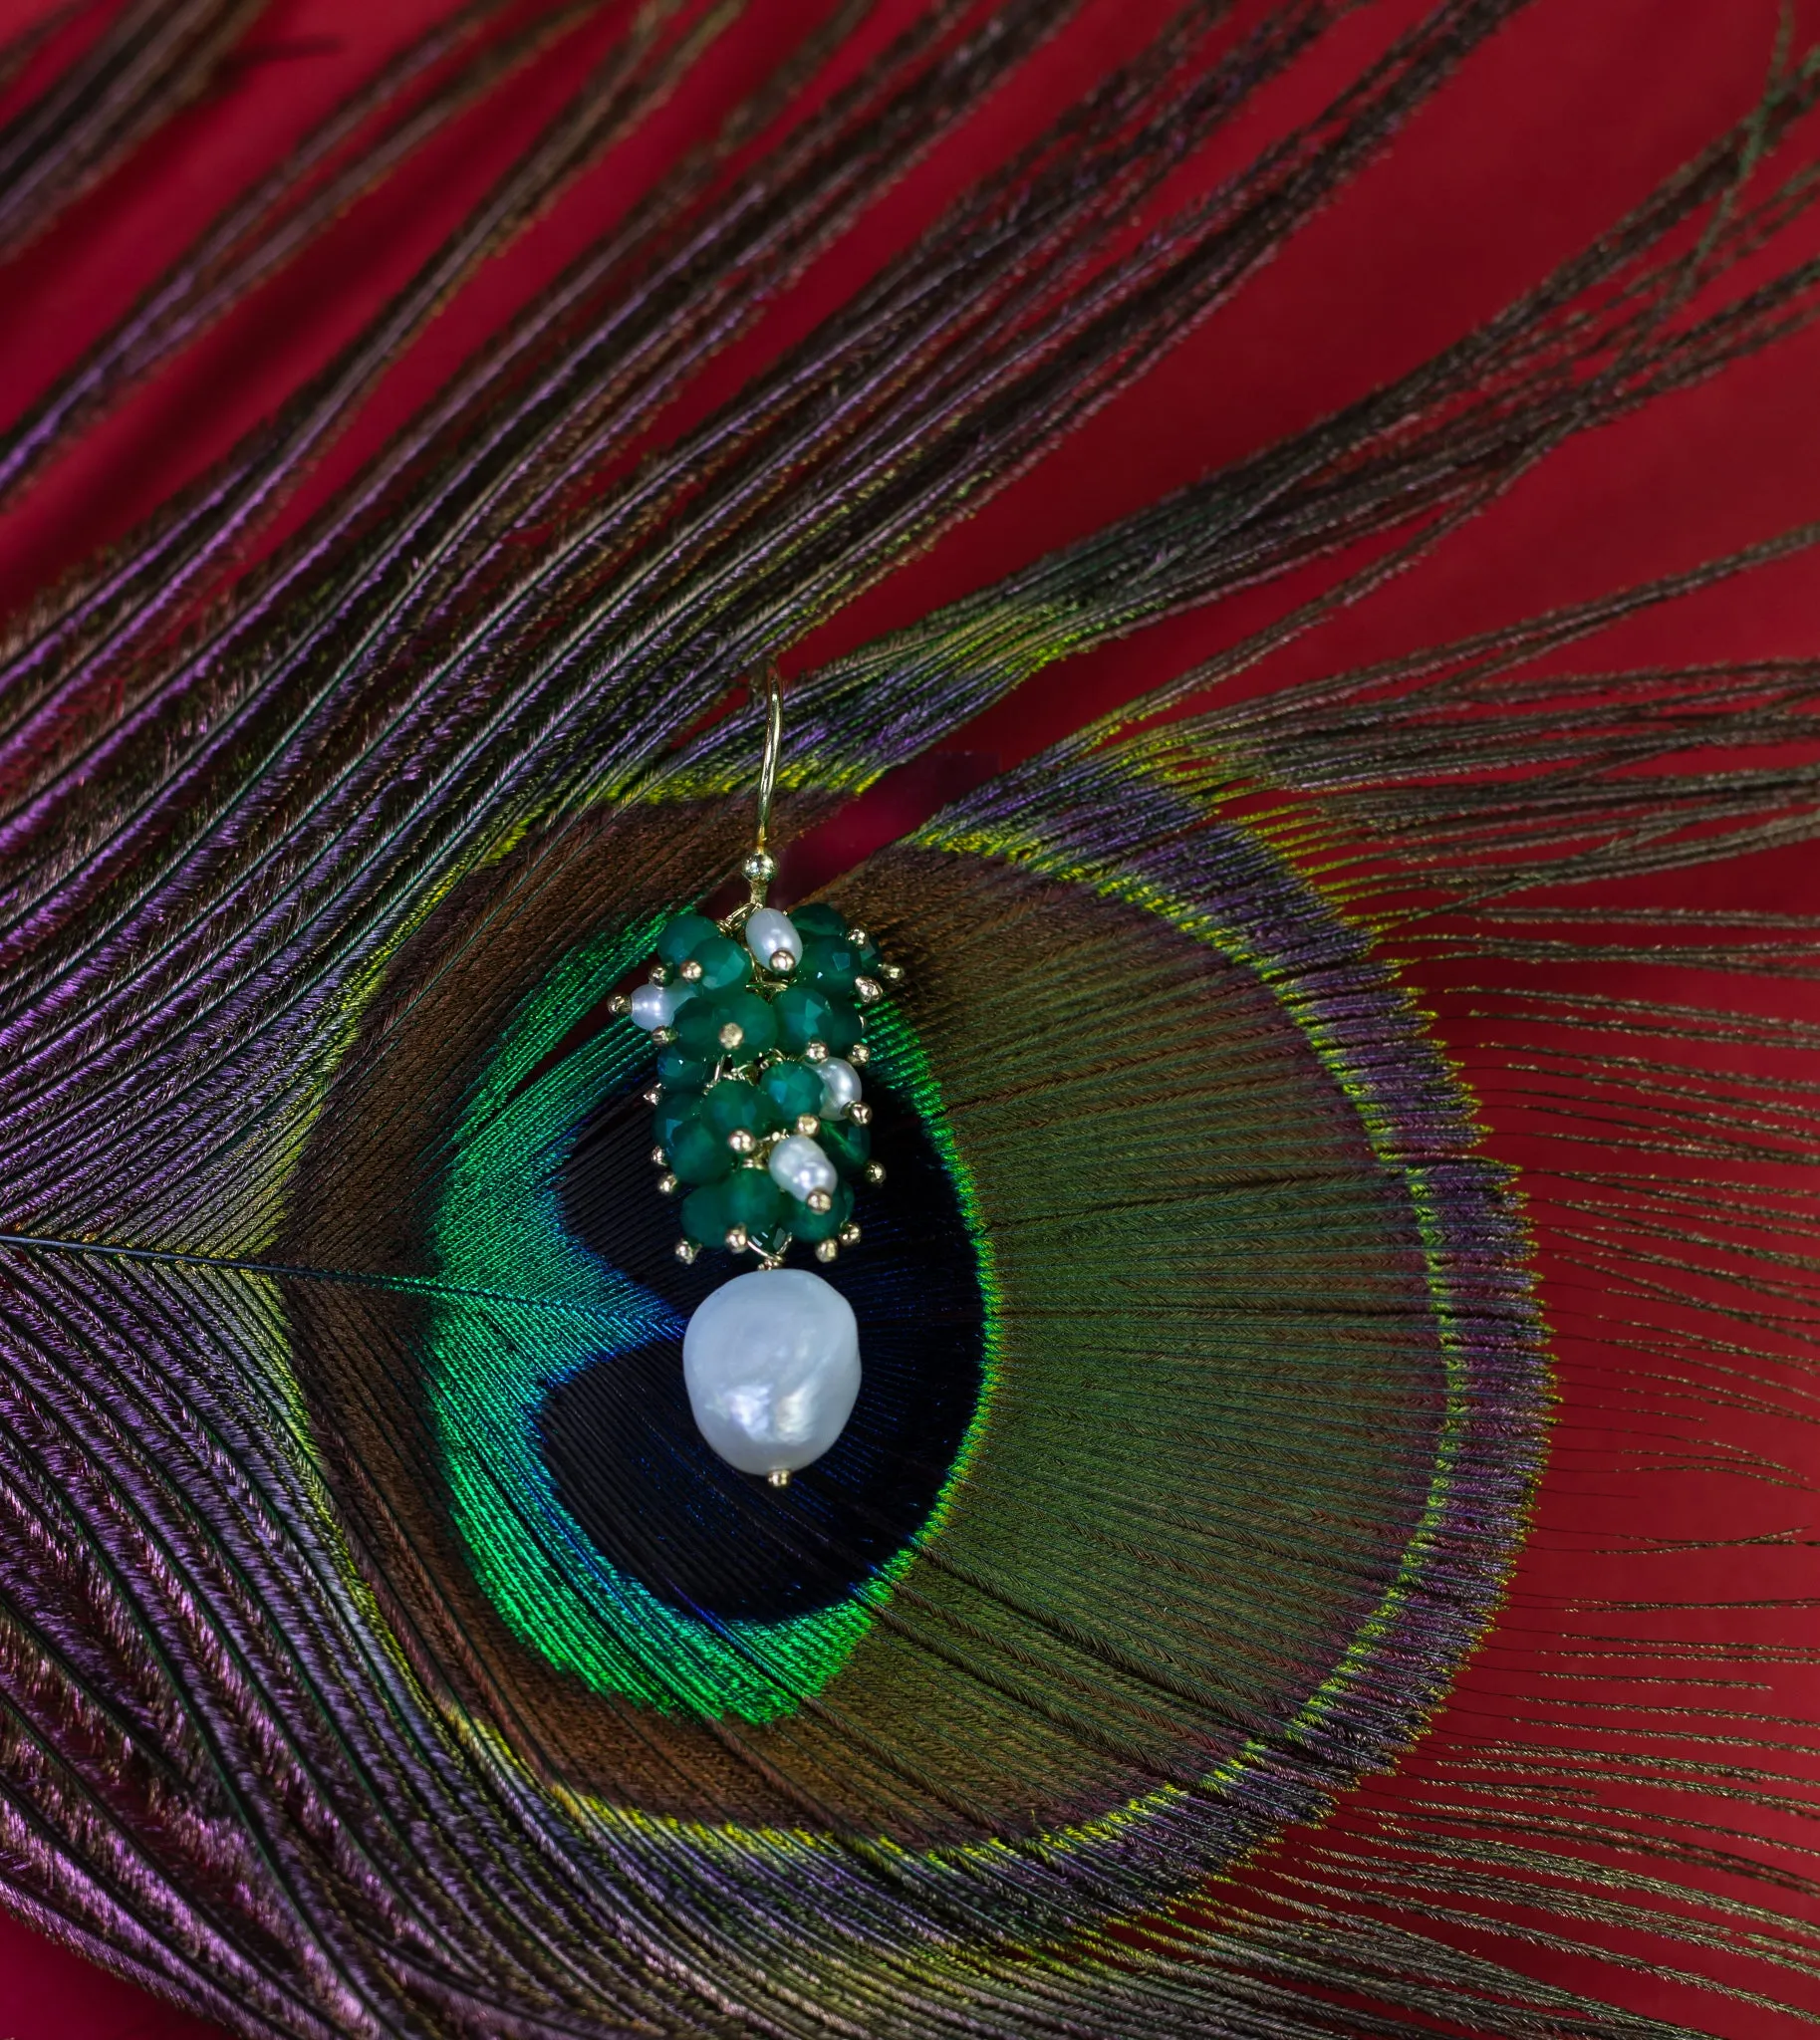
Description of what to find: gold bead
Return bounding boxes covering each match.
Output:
[718,1021,744,1051]
[795,1114,820,1137]
[864,1161,885,1184]
[804,1040,829,1064]
[769,948,795,972]
[657,1172,679,1195]
[848,928,869,949]
[725,1225,750,1253]
[649,964,669,984]
[767,1467,791,1488]
[643,1084,663,1106]
[743,851,777,883]
[839,1222,861,1247]
[881,962,906,983]
[849,1102,872,1127]
[728,1129,756,1155]
[814,1238,839,1263]
[608,993,632,1016]
[650,1145,667,1166]
[806,1188,833,1214]
[678,959,703,982]
[674,1239,698,1264]
[849,1042,871,1066]
[652,1026,674,1044]
[855,976,882,1004]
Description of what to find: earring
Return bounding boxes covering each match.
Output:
[611,665,904,1487]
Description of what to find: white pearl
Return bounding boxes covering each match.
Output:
[744,906,801,970]
[818,1057,863,1120]
[767,1134,838,1201]
[683,1270,861,1475]
[629,980,691,1031]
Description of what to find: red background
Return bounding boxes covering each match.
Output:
[0,1,1815,2032]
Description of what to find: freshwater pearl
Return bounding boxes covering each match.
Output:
[818,1057,863,1120]
[629,980,691,1031]
[744,906,802,971]
[767,1134,838,1201]
[683,1270,861,1475]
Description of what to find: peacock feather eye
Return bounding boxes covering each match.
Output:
[281,779,1540,1855]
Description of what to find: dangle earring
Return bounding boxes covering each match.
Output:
[611,665,905,1487]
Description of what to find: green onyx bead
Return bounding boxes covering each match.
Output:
[687,931,751,995]
[817,995,864,1056]
[701,1078,782,1140]
[789,900,847,941]
[818,1116,871,1176]
[681,1178,733,1247]
[668,1112,734,1185]
[673,997,732,1061]
[652,1093,698,1154]
[723,1165,786,1240]
[720,989,777,1060]
[785,1178,853,1243]
[759,1058,823,1122]
[656,1046,713,1092]
[773,983,836,1054]
[674,991,779,1062]
[799,935,863,994]
[656,912,718,966]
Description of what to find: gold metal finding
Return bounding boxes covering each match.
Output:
[768,1468,791,1488]
[753,659,783,858]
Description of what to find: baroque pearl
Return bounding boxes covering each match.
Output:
[744,906,801,970]
[818,1057,863,1120]
[683,1270,861,1475]
[629,980,691,1031]
[767,1134,838,1201]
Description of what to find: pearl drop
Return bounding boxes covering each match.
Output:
[744,906,801,970]
[683,1270,861,1475]
[767,1134,838,1201]
[629,980,691,1031]
[818,1057,862,1120]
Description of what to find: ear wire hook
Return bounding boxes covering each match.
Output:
[754,659,783,856]
[743,660,783,906]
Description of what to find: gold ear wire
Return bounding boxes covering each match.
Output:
[753,658,783,858]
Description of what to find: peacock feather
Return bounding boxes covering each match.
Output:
[0,2,1817,2034]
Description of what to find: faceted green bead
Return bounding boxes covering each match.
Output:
[789,900,847,941]
[656,912,718,965]
[700,1078,782,1140]
[669,1112,733,1185]
[687,931,751,995]
[681,1178,733,1247]
[675,990,777,1063]
[723,1166,786,1240]
[817,995,864,1056]
[718,989,777,1060]
[656,1047,713,1092]
[674,997,733,1061]
[773,983,837,1054]
[759,1058,823,1123]
[799,935,859,994]
[818,1116,871,1177]
[652,1093,698,1154]
[785,1178,853,1243]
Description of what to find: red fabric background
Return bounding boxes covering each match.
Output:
[0,0,1815,2031]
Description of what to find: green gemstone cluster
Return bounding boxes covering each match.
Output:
[612,870,903,1267]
